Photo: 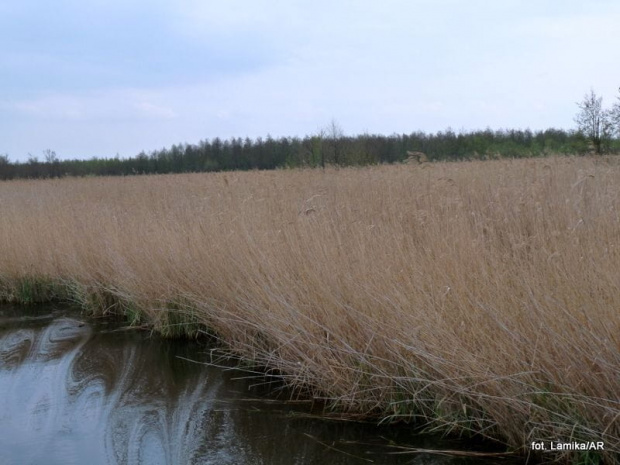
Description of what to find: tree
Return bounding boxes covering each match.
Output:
[611,87,620,138]
[43,149,58,164]
[312,129,326,168]
[0,154,12,180]
[326,119,344,165]
[574,89,613,154]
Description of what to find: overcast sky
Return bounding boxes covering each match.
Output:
[1,0,619,161]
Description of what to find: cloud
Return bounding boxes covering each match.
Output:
[0,0,278,96]
[10,90,178,122]
[2,0,620,160]
[132,101,178,120]
[13,95,84,120]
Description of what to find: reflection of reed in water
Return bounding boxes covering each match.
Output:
[0,328,36,368]
[0,316,246,465]
[0,318,93,463]
[0,314,464,465]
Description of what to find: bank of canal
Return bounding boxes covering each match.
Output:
[0,305,521,465]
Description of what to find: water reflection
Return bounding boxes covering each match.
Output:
[0,306,518,465]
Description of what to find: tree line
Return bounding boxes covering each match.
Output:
[1,89,619,180]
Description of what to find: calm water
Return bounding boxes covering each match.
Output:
[0,305,521,465]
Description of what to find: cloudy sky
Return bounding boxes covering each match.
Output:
[1,0,619,161]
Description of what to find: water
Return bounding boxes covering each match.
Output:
[0,305,520,465]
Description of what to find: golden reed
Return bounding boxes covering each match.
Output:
[0,156,618,463]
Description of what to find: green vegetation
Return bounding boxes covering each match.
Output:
[1,127,618,180]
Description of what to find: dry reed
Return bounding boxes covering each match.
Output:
[0,156,618,463]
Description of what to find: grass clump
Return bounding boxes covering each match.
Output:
[0,276,68,304]
[0,156,618,463]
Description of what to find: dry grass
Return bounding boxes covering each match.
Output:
[1,156,619,463]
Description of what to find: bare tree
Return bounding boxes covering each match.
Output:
[43,149,58,164]
[611,87,620,138]
[575,89,613,154]
[326,119,344,165]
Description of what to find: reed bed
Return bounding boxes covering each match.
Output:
[0,156,618,463]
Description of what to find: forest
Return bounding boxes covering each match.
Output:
[0,127,614,180]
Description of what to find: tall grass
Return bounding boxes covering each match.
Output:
[0,156,618,463]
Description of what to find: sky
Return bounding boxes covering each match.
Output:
[1,0,620,162]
